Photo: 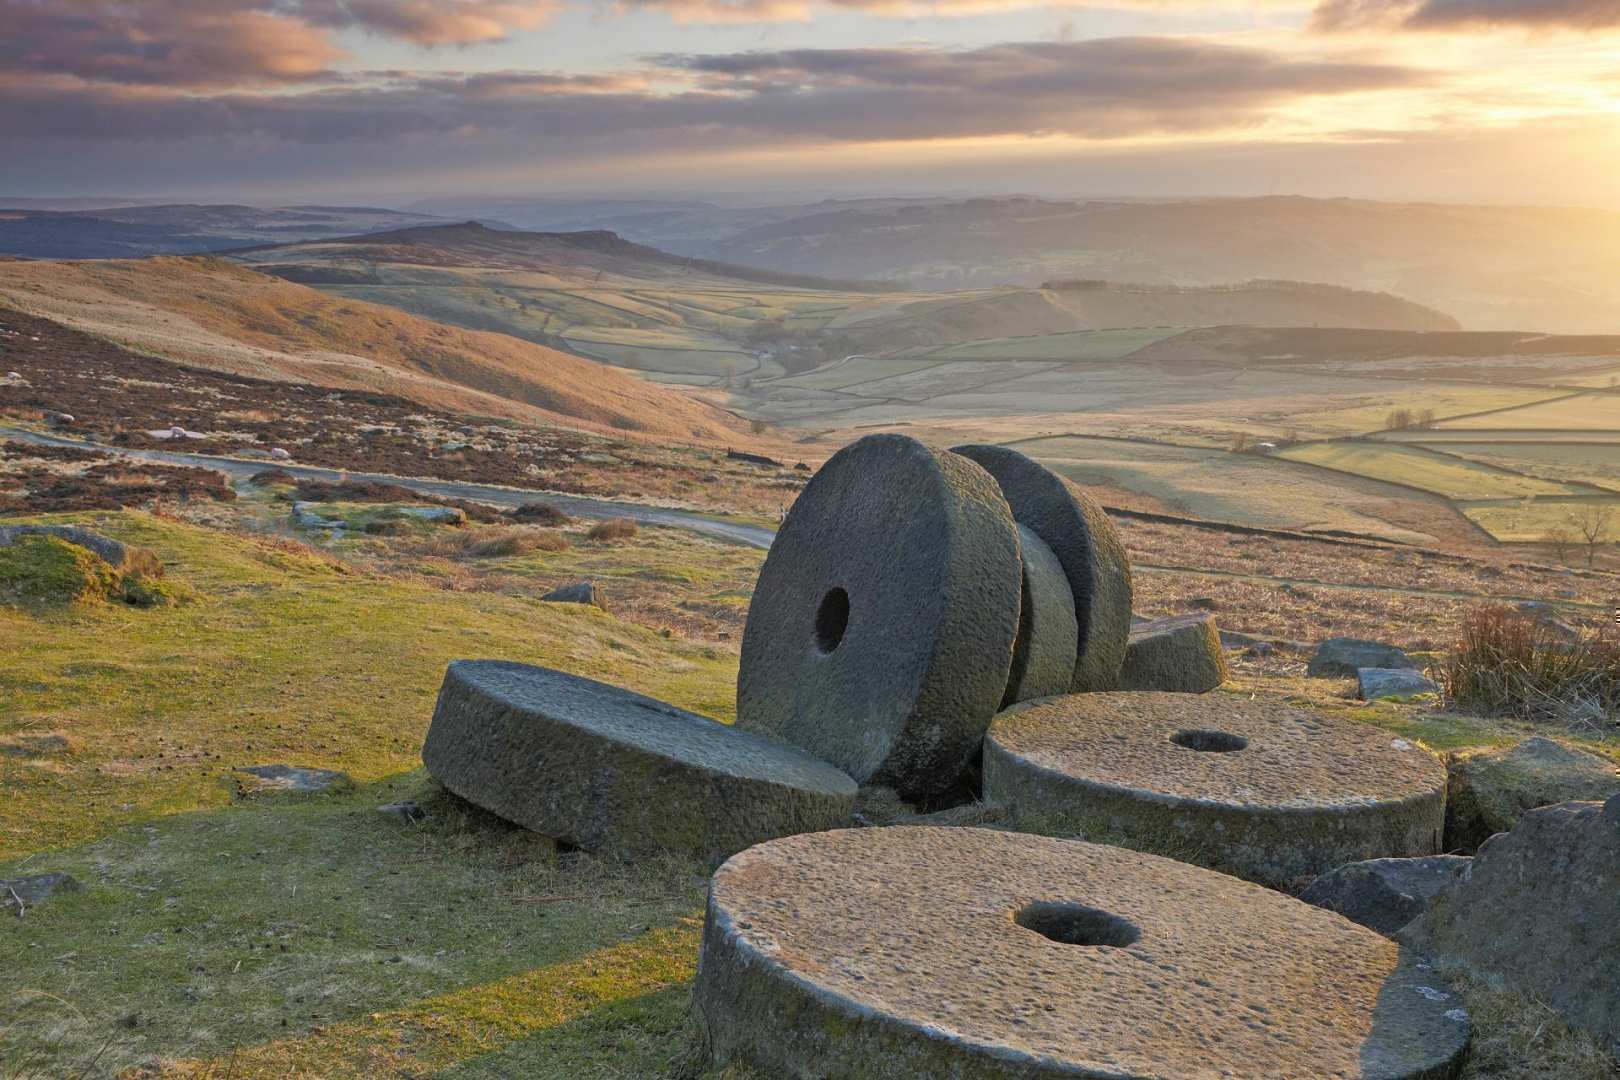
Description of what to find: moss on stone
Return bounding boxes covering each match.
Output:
[0,534,121,607]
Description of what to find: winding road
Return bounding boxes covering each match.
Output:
[1,427,778,549]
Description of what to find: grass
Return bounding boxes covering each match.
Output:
[1019,435,1438,544]
[1275,442,1581,500]
[586,518,639,543]
[1438,606,1620,727]
[0,509,743,1076]
[1437,393,1620,431]
[1408,442,1620,491]
[1460,497,1620,544]
[0,510,738,861]
[912,327,1180,361]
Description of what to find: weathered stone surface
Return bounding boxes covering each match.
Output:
[737,435,1021,800]
[983,692,1447,887]
[425,660,856,860]
[1,872,82,914]
[541,581,605,608]
[1002,525,1078,706]
[695,827,1470,1079]
[1359,667,1438,701]
[951,444,1132,692]
[1302,856,1472,936]
[1308,638,1416,678]
[1119,612,1227,693]
[1445,736,1620,851]
[1420,793,1620,1056]
[236,764,354,795]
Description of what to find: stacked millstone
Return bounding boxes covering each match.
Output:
[419,434,1134,856]
[735,434,1133,800]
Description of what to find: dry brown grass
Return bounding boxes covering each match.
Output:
[465,528,571,558]
[0,256,756,445]
[587,518,640,543]
[1440,606,1620,728]
[1452,972,1620,1079]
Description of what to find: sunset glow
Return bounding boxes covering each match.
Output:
[1,0,1618,204]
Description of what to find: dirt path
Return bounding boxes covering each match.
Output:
[1,427,778,549]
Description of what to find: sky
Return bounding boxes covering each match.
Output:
[2,0,1618,206]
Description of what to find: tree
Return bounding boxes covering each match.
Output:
[1228,431,1253,453]
[1384,407,1415,431]
[1569,504,1616,568]
[1545,525,1576,565]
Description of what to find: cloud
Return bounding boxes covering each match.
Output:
[0,2,343,87]
[0,38,1427,149]
[0,0,560,89]
[298,1,559,44]
[1312,0,1620,30]
[624,0,1308,25]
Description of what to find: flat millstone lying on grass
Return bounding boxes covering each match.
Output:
[982,691,1447,887]
[695,827,1470,1079]
[736,434,1021,800]
[423,660,857,861]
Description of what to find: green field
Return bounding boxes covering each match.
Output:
[1275,441,1583,499]
[908,327,1182,362]
[1406,441,1620,491]
[1460,497,1620,543]
[1436,392,1620,431]
[1015,435,1438,543]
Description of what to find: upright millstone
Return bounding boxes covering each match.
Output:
[736,434,1022,800]
[950,444,1132,692]
[983,691,1447,888]
[694,827,1470,1079]
[1002,525,1078,707]
[423,661,857,861]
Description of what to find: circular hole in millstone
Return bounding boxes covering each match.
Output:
[1170,729,1249,753]
[1014,901,1141,948]
[814,587,851,655]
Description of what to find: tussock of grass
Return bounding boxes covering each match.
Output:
[1452,972,1620,1079]
[587,518,639,543]
[509,501,573,527]
[1440,606,1620,728]
[466,528,570,558]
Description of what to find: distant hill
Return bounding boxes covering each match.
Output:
[839,280,1455,354]
[229,223,1455,384]
[490,195,1620,334]
[0,204,451,260]
[239,221,895,293]
[0,256,754,444]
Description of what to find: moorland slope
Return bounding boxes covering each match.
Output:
[0,257,752,444]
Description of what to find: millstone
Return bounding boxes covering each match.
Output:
[983,691,1446,887]
[950,444,1132,691]
[695,827,1470,1079]
[423,661,856,860]
[737,434,1021,799]
[1003,525,1078,707]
